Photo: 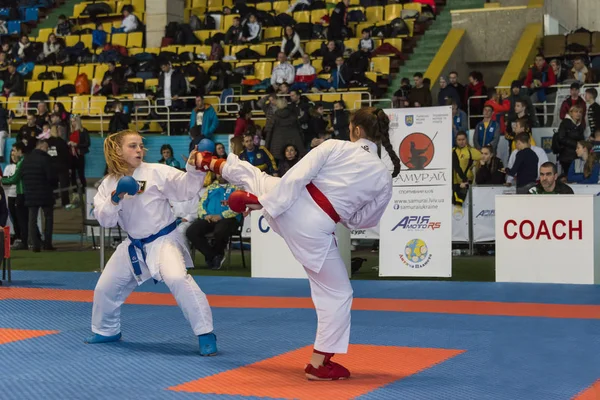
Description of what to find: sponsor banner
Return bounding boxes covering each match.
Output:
[472,186,516,243]
[495,195,600,284]
[379,107,452,277]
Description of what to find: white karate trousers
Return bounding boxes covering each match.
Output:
[91,234,214,337]
[222,156,353,354]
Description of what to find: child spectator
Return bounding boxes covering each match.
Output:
[92,23,108,50]
[37,123,51,140]
[503,133,539,192]
[360,29,375,53]
[112,5,139,33]
[158,144,181,169]
[56,15,72,37]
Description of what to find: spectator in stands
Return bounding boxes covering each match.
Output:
[99,61,124,96]
[50,112,67,141]
[549,59,568,84]
[233,109,253,137]
[158,144,181,169]
[185,174,241,270]
[113,5,139,33]
[437,76,460,107]
[567,140,599,184]
[40,33,61,65]
[281,26,304,59]
[312,57,350,92]
[3,142,27,250]
[590,128,600,156]
[224,17,242,45]
[278,144,301,177]
[239,132,277,175]
[529,162,574,194]
[291,54,317,92]
[329,0,349,41]
[475,145,505,185]
[68,115,89,195]
[21,140,57,252]
[569,56,594,84]
[473,105,500,151]
[451,100,468,145]
[108,101,131,134]
[331,100,350,141]
[189,96,219,141]
[36,102,50,127]
[55,15,72,37]
[154,61,187,133]
[92,23,107,50]
[321,41,342,73]
[37,123,51,140]
[524,54,556,105]
[393,77,411,108]
[289,90,311,136]
[258,92,278,139]
[360,29,375,52]
[510,118,536,150]
[556,105,585,174]
[13,35,34,62]
[47,124,70,207]
[4,63,24,97]
[484,89,511,135]
[506,85,538,135]
[465,71,486,127]
[267,98,305,165]
[506,121,547,184]
[502,133,539,193]
[585,88,600,136]
[406,72,432,108]
[448,71,465,109]
[18,113,40,153]
[307,102,329,149]
[0,51,9,78]
[240,14,261,44]
[559,83,586,121]
[215,142,227,159]
[452,131,480,204]
[271,53,296,92]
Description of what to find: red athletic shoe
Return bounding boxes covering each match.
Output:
[228,190,262,213]
[304,352,351,381]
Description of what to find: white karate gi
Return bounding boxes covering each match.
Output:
[222,138,392,353]
[91,162,213,337]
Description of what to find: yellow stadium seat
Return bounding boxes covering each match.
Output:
[385,4,403,21]
[37,28,53,42]
[47,65,63,74]
[256,2,272,11]
[56,97,73,112]
[89,96,107,115]
[132,0,145,12]
[80,34,93,48]
[365,71,377,82]
[223,14,239,30]
[310,10,328,24]
[293,11,310,24]
[312,58,323,72]
[26,81,43,96]
[162,45,179,53]
[6,97,26,114]
[305,40,322,55]
[356,22,371,38]
[72,3,87,18]
[273,1,290,14]
[197,45,211,55]
[32,65,47,80]
[144,78,159,90]
[144,47,160,55]
[321,93,342,104]
[72,96,90,114]
[371,57,390,74]
[342,93,362,109]
[263,27,282,41]
[403,2,422,13]
[111,33,127,47]
[254,62,273,81]
[128,47,144,56]
[305,93,321,103]
[62,66,79,82]
[366,6,383,23]
[80,23,96,30]
[128,32,143,48]
[43,81,59,93]
[94,64,110,82]
[103,22,113,32]
[78,65,95,81]
[115,1,130,15]
[112,21,121,28]
[250,44,266,57]
[207,0,222,8]
[194,30,211,43]
[344,38,360,51]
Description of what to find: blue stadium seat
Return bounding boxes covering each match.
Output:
[25,7,39,23]
[7,21,22,35]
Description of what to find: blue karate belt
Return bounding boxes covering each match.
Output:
[127,221,178,278]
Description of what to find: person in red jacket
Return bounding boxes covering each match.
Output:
[465,71,487,128]
[524,54,557,104]
[484,89,511,134]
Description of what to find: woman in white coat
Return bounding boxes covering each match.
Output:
[197,108,401,380]
[86,130,217,357]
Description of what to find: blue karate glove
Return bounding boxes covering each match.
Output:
[111,176,139,204]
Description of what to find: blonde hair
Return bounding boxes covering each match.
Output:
[275,98,288,110]
[104,130,143,177]
[71,115,83,132]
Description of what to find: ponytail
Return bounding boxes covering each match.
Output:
[375,110,401,178]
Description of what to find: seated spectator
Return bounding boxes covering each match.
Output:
[278,144,300,177]
[40,33,61,65]
[267,98,305,165]
[359,29,375,52]
[18,113,41,153]
[473,105,500,151]
[98,61,124,96]
[550,59,568,84]
[502,133,539,193]
[328,0,350,41]
[465,71,486,127]
[13,35,34,62]
[189,96,219,141]
[224,17,242,44]
[291,54,316,92]
[240,14,261,44]
[3,63,24,97]
[556,105,585,174]
[585,88,600,136]
[320,41,343,73]
[331,100,350,141]
[451,100,468,145]
[590,128,600,157]
[452,131,481,204]
[281,26,304,59]
[55,14,72,37]
[312,56,350,92]
[158,144,181,169]
[475,145,505,185]
[529,162,574,194]
[92,23,107,50]
[271,52,296,91]
[438,76,460,106]
[524,54,556,104]
[113,5,139,33]
[0,51,9,79]
[185,175,241,269]
[559,83,586,121]
[407,72,432,107]
[239,132,277,175]
[569,56,594,84]
[108,101,131,134]
[568,140,600,184]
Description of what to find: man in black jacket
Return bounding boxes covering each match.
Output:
[151,61,188,133]
[3,63,24,97]
[21,140,57,252]
[328,0,349,40]
[529,162,574,194]
[585,88,600,135]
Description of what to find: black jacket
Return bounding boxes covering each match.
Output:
[21,149,57,207]
[557,116,585,164]
[475,157,505,185]
[587,102,600,135]
[4,71,24,96]
[158,68,188,99]
[46,136,70,172]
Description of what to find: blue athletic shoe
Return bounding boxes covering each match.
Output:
[198,332,217,356]
[84,332,122,344]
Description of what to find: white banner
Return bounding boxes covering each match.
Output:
[379,107,453,277]
[452,202,469,243]
[472,186,516,243]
